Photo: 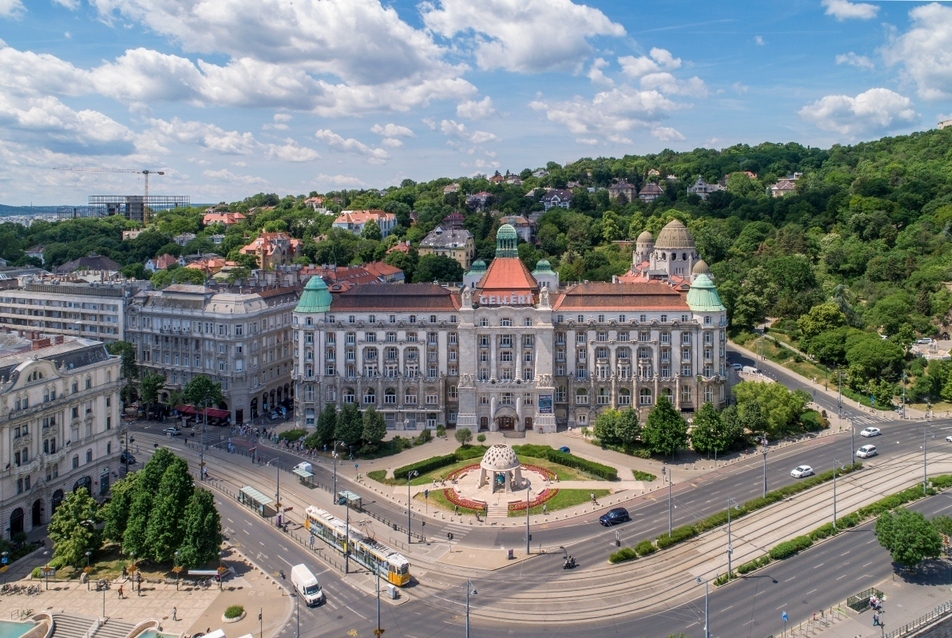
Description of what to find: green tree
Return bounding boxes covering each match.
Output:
[454,427,473,446]
[641,396,689,457]
[361,406,387,450]
[122,448,175,555]
[308,404,337,448]
[593,409,620,445]
[738,397,768,437]
[335,403,363,447]
[48,488,101,567]
[875,508,942,569]
[614,407,641,446]
[689,402,724,456]
[361,219,382,241]
[102,473,139,544]
[183,375,224,418]
[734,382,810,438]
[797,302,847,345]
[413,254,464,283]
[140,373,166,412]
[177,489,223,568]
[144,457,194,562]
[150,266,206,288]
[106,340,139,382]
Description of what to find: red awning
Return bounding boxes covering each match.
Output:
[175,404,196,415]
[204,408,231,420]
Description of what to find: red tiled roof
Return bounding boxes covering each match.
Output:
[477,257,538,295]
[554,281,688,311]
[363,261,402,278]
[330,283,460,311]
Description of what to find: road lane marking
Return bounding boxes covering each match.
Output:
[840,550,851,556]
[837,574,847,580]
[813,563,824,569]
[348,606,369,621]
[806,588,817,595]
[863,562,873,568]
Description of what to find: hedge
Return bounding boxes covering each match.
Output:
[393,454,457,480]
[809,522,837,541]
[656,525,698,548]
[454,445,489,461]
[737,555,771,574]
[546,449,617,480]
[609,547,638,564]
[632,470,656,482]
[634,540,657,556]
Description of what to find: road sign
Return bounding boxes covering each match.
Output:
[782,611,788,622]
[424,489,429,499]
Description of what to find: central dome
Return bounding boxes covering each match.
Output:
[480,444,521,471]
[655,219,695,249]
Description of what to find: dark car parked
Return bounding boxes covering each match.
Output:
[599,507,631,526]
[119,451,137,465]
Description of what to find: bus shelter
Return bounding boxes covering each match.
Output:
[238,485,274,517]
[292,463,314,488]
[337,490,362,510]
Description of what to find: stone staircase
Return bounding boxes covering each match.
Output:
[51,613,135,638]
[486,502,510,519]
[52,614,98,638]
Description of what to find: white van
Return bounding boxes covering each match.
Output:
[290,563,325,606]
[742,365,759,374]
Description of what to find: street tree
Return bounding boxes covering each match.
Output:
[183,375,223,415]
[335,403,363,447]
[734,381,809,437]
[121,448,175,555]
[797,302,847,345]
[593,409,620,445]
[48,488,101,567]
[690,402,723,456]
[307,404,337,449]
[875,508,942,569]
[614,407,641,446]
[139,373,166,416]
[145,457,195,562]
[641,396,689,457]
[413,254,464,283]
[106,340,139,382]
[454,427,473,446]
[361,406,387,451]
[102,473,140,544]
[177,489,223,568]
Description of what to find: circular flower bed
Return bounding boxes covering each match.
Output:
[442,488,487,512]
[508,488,559,512]
[446,464,480,481]
[521,463,557,480]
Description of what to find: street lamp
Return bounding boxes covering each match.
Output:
[266,458,281,520]
[85,551,92,590]
[344,494,350,574]
[923,427,936,496]
[332,441,342,502]
[849,418,855,464]
[833,458,839,531]
[761,437,769,498]
[373,562,383,638]
[173,551,181,591]
[695,576,710,638]
[661,466,672,537]
[465,579,477,638]
[726,497,739,576]
[525,485,532,554]
[407,470,419,544]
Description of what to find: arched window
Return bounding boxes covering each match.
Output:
[575,388,588,405]
[363,388,376,404]
[343,388,355,404]
[639,388,653,405]
[597,388,610,405]
[405,389,417,404]
[618,389,631,406]
[384,388,397,404]
[325,387,337,402]
[662,387,674,401]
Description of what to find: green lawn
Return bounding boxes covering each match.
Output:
[512,488,613,516]
[415,490,484,516]
[369,455,604,486]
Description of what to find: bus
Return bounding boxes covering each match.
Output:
[303,506,411,586]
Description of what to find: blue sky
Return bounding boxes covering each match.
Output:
[1,0,951,205]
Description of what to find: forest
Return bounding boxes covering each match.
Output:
[2,127,952,407]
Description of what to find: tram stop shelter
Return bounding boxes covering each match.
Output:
[238,485,275,517]
[337,490,362,510]
[293,462,315,487]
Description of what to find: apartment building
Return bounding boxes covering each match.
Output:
[0,335,122,539]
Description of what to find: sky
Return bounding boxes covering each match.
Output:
[1,0,952,206]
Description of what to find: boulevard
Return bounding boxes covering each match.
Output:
[132,411,952,637]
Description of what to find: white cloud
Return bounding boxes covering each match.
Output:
[836,52,874,71]
[587,58,613,86]
[754,36,765,46]
[733,82,749,94]
[0,94,135,155]
[315,129,389,163]
[883,4,952,100]
[316,173,366,187]
[266,139,321,162]
[576,138,599,146]
[0,0,24,18]
[530,85,679,138]
[639,72,708,97]
[263,113,290,131]
[421,117,437,130]
[370,123,415,138]
[52,0,80,9]
[203,168,269,186]
[381,138,403,148]
[145,116,320,160]
[619,48,681,79]
[822,0,878,21]
[652,127,685,142]
[798,88,918,136]
[422,0,625,73]
[456,97,497,120]
[439,119,499,144]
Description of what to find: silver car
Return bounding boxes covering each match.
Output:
[790,465,814,478]
[856,444,878,458]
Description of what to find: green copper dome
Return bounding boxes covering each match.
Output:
[295,276,332,313]
[532,259,554,274]
[686,274,725,312]
[468,259,487,272]
[495,224,519,258]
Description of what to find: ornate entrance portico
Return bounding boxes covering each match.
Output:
[477,444,526,494]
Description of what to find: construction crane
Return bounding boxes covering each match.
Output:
[54,167,165,224]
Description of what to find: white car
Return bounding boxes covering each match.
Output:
[731,363,743,371]
[790,465,814,478]
[946,435,952,443]
[856,444,878,459]
[163,427,182,436]
[860,427,881,438]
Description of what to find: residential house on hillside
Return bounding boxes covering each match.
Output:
[466,192,492,211]
[489,172,505,185]
[144,254,180,273]
[122,229,145,241]
[304,197,324,209]
[387,240,412,256]
[174,233,196,246]
[240,232,302,270]
[419,226,476,270]
[55,253,121,275]
[25,246,45,265]
[443,183,460,195]
[202,212,246,226]
[541,188,573,211]
[608,181,637,201]
[498,215,534,243]
[769,175,800,198]
[686,177,723,201]
[332,210,397,238]
[638,183,665,202]
[186,256,229,276]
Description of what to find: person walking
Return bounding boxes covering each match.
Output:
[117,585,123,599]
[172,607,178,621]
[873,612,879,626]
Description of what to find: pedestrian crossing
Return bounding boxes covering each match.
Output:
[439,520,476,544]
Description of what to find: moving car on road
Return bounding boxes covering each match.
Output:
[163,427,182,436]
[860,427,881,437]
[790,465,814,478]
[599,507,631,526]
[946,435,952,443]
[856,444,878,458]
[119,451,137,465]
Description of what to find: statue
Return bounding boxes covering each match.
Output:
[461,286,472,308]
[539,284,550,307]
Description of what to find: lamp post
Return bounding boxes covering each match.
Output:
[344,494,350,574]
[661,466,672,537]
[726,497,738,576]
[924,427,935,496]
[837,368,842,415]
[293,591,300,638]
[833,458,839,531]
[373,562,383,638]
[761,437,769,498]
[332,441,342,502]
[173,551,181,591]
[266,458,281,520]
[525,485,532,554]
[902,370,907,419]
[407,470,419,544]
[465,579,477,638]
[849,418,855,464]
[85,550,92,590]
[695,576,710,638]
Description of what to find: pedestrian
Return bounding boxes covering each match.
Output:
[172,607,177,621]
[873,612,879,626]
[590,492,596,505]
[543,504,547,515]
[118,585,123,599]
